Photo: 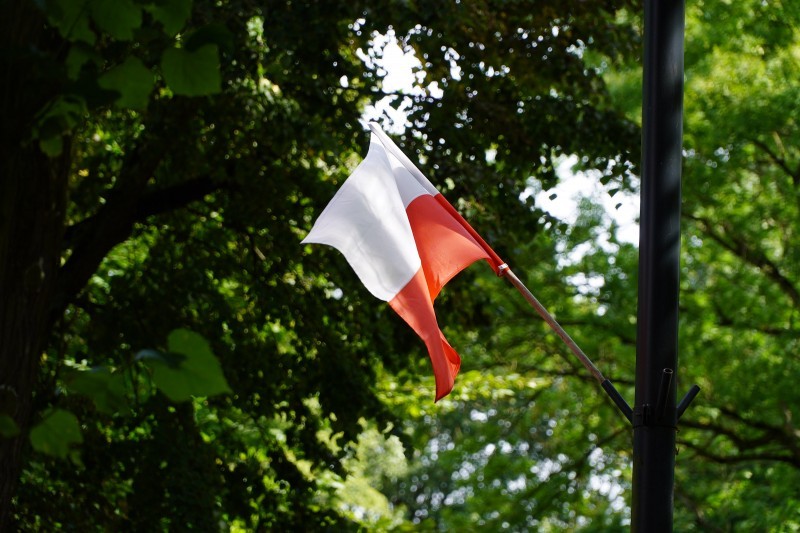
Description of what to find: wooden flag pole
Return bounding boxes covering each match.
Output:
[500,265,633,423]
[501,265,603,382]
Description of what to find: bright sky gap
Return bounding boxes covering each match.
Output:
[348,28,640,311]
[352,27,640,247]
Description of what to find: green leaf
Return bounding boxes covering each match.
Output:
[161,44,222,96]
[39,135,64,157]
[89,0,142,40]
[33,94,88,156]
[45,0,96,44]
[65,367,127,414]
[184,22,234,54]
[29,409,83,459]
[35,95,87,133]
[0,415,20,438]
[97,57,154,110]
[68,71,120,109]
[144,329,231,402]
[65,43,102,80]
[146,0,192,36]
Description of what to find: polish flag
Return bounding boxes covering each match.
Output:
[302,124,505,401]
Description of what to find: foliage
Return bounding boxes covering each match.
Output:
[1,0,797,530]
[354,1,800,531]
[673,0,800,528]
[2,0,640,529]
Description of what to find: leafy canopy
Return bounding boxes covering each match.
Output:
[3,0,798,531]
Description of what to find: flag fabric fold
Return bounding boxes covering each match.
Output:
[302,124,504,400]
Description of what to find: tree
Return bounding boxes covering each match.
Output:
[378,1,800,530]
[673,0,800,528]
[0,0,640,529]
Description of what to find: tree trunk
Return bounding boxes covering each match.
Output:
[0,2,69,527]
[0,150,68,528]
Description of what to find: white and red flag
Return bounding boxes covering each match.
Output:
[302,124,505,401]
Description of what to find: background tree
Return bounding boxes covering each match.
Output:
[1,0,639,529]
[379,1,800,530]
[4,0,796,530]
[674,0,800,528]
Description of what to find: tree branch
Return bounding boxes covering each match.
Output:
[719,406,800,461]
[54,174,225,317]
[680,404,800,468]
[677,440,800,468]
[686,213,800,307]
[751,138,799,187]
[711,298,796,337]
[680,419,780,452]
[674,488,726,533]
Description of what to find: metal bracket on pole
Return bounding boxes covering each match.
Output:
[677,384,701,420]
[655,368,674,420]
[601,379,633,424]
[632,371,701,427]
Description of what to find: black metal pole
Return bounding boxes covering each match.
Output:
[632,0,685,531]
